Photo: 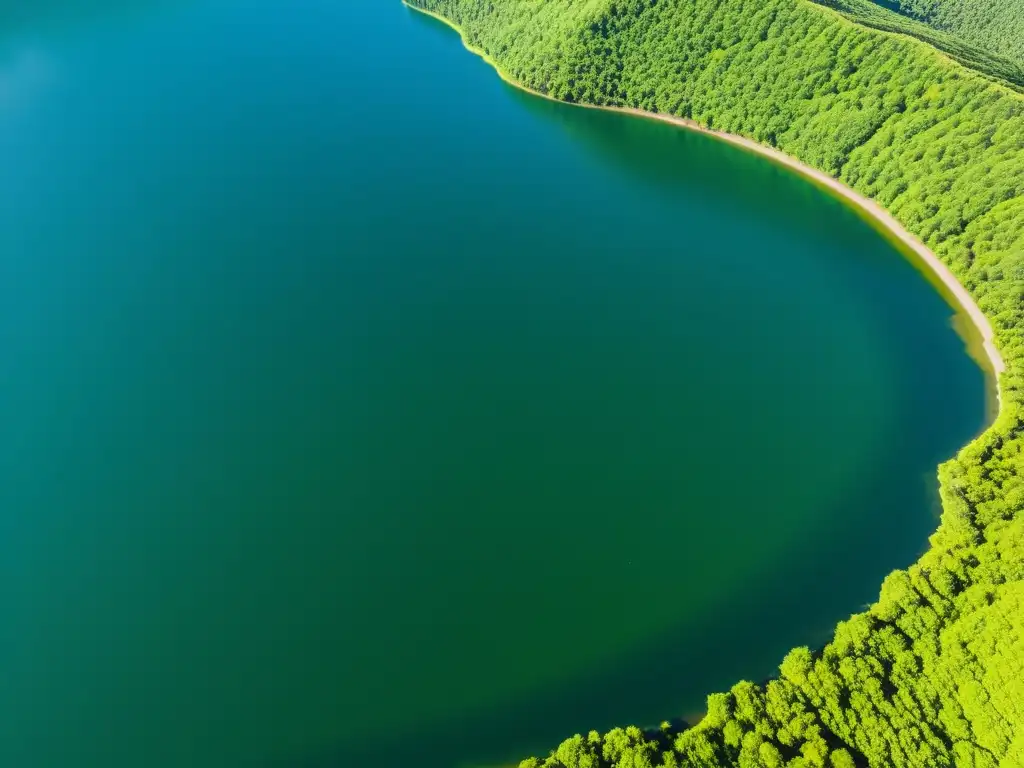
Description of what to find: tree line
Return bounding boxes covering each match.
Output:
[408,0,1024,766]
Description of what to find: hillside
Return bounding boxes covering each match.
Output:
[406,0,1024,766]
[879,0,1024,65]
[808,0,1024,88]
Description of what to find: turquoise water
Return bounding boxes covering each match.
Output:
[0,2,986,767]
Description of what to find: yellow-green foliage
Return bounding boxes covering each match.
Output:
[408,0,1024,766]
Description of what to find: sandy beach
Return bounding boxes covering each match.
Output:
[404,1,1005,405]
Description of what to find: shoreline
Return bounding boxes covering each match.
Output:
[404,0,1005,409]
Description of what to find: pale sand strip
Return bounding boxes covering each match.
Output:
[404,1,1005,406]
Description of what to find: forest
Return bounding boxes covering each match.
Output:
[406,0,1024,766]
[809,0,1024,88]
[877,0,1024,65]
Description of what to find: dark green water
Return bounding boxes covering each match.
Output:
[0,2,987,767]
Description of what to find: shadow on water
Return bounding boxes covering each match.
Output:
[505,84,1000,410]
[402,0,882,260]
[504,86,894,253]
[0,7,979,767]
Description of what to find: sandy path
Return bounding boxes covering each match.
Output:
[405,1,1005,404]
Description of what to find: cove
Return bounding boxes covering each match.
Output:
[0,2,987,767]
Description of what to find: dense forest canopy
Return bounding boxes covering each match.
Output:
[878,0,1024,66]
[406,0,1024,766]
[809,0,1024,88]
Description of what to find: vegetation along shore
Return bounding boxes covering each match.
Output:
[406,0,1004,401]
[405,0,1024,766]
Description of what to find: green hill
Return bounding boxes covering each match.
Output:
[871,0,1024,66]
[807,0,1024,88]
[406,0,1024,766]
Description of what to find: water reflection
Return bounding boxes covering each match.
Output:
[504,83,1000,413]
[505,85,867,252]
[0,0,181,108]
[0,46,53,109]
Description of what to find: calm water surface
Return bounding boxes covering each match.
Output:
[0,2,986,766]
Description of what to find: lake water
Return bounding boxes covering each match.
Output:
[0,2,987,767]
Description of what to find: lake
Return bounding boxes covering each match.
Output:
[0,1,987,767]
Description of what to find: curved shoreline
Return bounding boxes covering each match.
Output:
[404,0,1005,409]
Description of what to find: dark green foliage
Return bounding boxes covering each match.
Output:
[883,0,1024,66]
[810,0,1024,88]
[407,0,1024,766]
